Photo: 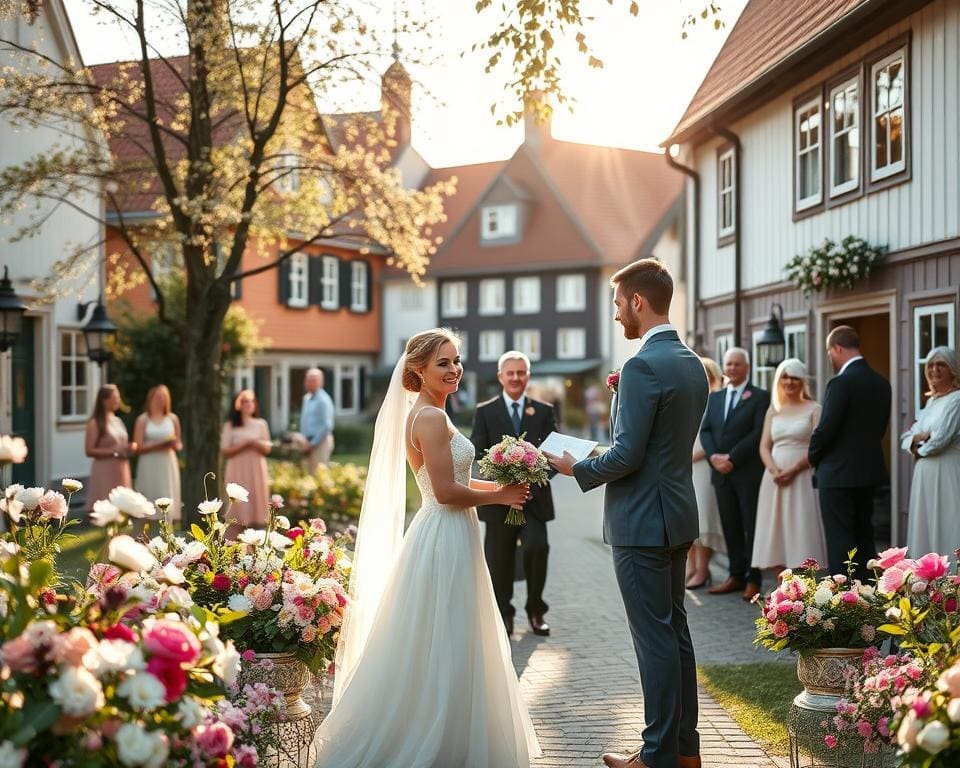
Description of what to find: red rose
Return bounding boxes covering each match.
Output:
[286,527,305,540]
[212,573,231,591]
[102,623,137,643]
[606,369,621,393]
[147,656,188,702]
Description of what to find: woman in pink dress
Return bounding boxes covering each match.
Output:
[220,389,271,529]
[85,384,135,510]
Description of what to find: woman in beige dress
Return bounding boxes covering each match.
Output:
[751,358,827,573]
[85,384,135,510]
[221,389,271,528]
[133,385,182,522]
[686,357,726,589]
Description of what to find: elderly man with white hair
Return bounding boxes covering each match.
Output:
[699,347,770,601]
[901,345,960,556]
[300,367,336,472]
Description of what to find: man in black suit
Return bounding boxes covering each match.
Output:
[471,350,557,637]
[809,325,891,581]
[700,347,770,602]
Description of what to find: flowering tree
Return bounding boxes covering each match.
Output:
[0,0,453,518]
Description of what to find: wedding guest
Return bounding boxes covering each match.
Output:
[686,356,726,589]
[751,359,827,575]
[300,367,335,472]
[133,385,182,521]
[221,390,271,528]
[471,350,558,637]
[700,347,770,601]
[901,346,960,556]
[85,384,135,510]
[809,325,891,581]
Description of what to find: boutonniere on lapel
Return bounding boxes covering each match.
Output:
[606,369,621,394]
[740,389,753,402]
[524,406,536,417]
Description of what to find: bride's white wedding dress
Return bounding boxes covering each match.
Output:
[314,424,541,767]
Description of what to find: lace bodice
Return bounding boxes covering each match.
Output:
[414,429,476,509]
[770,404,819,448]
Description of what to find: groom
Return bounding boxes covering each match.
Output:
[548,258,708,768]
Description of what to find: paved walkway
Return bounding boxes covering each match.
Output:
[509,475,789,768]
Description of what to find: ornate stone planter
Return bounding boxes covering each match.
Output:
[795,647,865,710]
[236,651,317,768]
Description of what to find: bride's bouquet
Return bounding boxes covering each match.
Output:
[477,434,550,525]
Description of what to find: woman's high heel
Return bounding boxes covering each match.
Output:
[685,574,712,590]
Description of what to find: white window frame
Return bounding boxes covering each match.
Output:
[234,365,254,394]
[795,95,823,211]
[557,328,586,360]
[556,274,586,312]
[336,363,360,415]
[828,76,860,197]
[479,279,505,316]
[287,253,309,308]
[441,281,467,317]
[913,303,956,414]
[59,329,90,421]
[870,47,907,182]
[785,323,808,365]
[513,329,541,361]
[715,332,733,366]
[277,150,301,193]
[718,148,735,238]
[321,256,339,310]
[513,277,540,314]
[399,284,425,310]
[350,261,368,311]
[480,204,518,241]
[478,330,505,362]
[751,330,775,391]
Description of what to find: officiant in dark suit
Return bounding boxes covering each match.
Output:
[471,350,557,637]
[699,347,770,602]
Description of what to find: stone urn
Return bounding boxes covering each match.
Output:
[795,647,864,711]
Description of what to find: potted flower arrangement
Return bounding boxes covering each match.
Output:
[784,235,885,295]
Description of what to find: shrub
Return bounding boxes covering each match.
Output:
[270,461,366,527]
[331,421,375,454]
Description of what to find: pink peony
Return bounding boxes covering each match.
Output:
[142,619,201,666]
[879,564,910,594]
[772,620,790,638]
[0,634,39,673]
[507,445,526,463]
[195,721,234,758]
[875,546,909,569]
[52,627,97,666]
[522,451,538,468]
[146,656,188,702]
[241,649,257,662]
[37,490,68,521]
[857,720,872,739]
[913,552,950,582]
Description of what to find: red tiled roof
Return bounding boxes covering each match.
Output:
[419,160,507,243]
[667,0,869,144]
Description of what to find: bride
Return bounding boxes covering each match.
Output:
[314,328,542,767]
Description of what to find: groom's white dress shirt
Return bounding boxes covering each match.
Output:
[638,323,676,351]
[838,355,864,376]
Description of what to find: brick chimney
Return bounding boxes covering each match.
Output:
[523,90,552,150]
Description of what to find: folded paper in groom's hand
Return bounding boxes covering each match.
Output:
[539,432,599,463]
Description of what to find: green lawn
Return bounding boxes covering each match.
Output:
[698,662,801,756]
[57,527,109,582]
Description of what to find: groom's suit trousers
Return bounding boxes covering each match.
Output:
[612,543,699,768]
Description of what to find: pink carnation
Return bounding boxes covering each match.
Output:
[913,552,950,581]
[824,734,837,749]
[875,546,908,569]
[841,591,859,604]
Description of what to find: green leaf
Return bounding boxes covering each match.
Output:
[877,623,906,636]
[11,700,60,745]
[190,524,206,541]
[28,559,52,589]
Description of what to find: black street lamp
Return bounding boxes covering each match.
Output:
[78,299,118,372]
[756,303,786,369]
[0,266,28,353]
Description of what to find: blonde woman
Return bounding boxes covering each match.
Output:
[133,385,182,521]
[901,346,960,555]
[687,357,726,589]
[751,358,827,573]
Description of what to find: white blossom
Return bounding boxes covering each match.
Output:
[108,535,158,573]
[48,666,104,717]
[117,671,166,710]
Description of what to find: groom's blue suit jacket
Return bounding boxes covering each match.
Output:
[572,330,708,548]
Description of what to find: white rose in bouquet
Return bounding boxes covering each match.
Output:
[109,487,155,519]
[108,535,158,573]
[115,722,168,767]
[117,671,167,710]
[225,483,249,502]
[13,486,43,511]
[212,640,241,687]
[48,666,105,717]
[90,500,122,527]
[916,720,950,754]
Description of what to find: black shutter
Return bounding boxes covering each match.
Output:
[339,259,352,310]
[358,366,367,410]
[278,257,291,304]
[308,256,322,306]
[363,261,373,313]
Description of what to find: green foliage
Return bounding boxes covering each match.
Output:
[329,421,375,455]
[269,461,366,526]
[110,276,263,420]
[785,236,885,295]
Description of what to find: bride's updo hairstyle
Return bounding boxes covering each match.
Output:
[403,328,461,392]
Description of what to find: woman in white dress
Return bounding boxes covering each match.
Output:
[314,329,542,768]
[133,385,182,521]
[686,357,726,589]
[751,358,827,573]
[901,346,960,556]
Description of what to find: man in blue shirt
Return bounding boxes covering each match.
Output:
[300,368,335,472]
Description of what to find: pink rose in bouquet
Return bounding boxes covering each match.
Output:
[477,433,550,525]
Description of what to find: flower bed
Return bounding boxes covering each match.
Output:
[269,461,366,527]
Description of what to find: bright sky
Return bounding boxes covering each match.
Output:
[66,0,748,168]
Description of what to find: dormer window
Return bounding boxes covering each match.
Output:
[481,205,518,241]
[277,151,300,193]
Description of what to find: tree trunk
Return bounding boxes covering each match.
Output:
[180,280,233,527]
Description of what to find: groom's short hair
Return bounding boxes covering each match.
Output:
[610,258,673,315]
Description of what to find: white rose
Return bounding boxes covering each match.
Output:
[916,720,950,754]
[61,478,83,494]
[115,722,168,767]
[813,586,833,606]
[178,696,206,729]
[159,562,185,585]
[0,436,28,464]
[274,514,291,531]
[197,499,223,517]
[947,697,960,723]
[227,593,253,613]
[213,640,241,686]
[90,500,122,527]
[237,528,265,546]
[225,483,249,503]
[117,671,166,710]
[13,486,43,510]
[109,487,155,519]
[108,535,158,573]
[886,606,902,620]
[0,740,26,768]
[48,666,104,717]
[143,733,169,768]
[158,585,193,610]
[269,531,292,550]
[154,497,172,511]
[897,709,921,751]
[86,639,143,676]
[0,498,23,524]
